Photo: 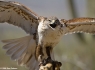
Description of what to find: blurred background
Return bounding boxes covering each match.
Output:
[0,0,95,70]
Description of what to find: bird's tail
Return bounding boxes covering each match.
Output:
[2,35,39,70]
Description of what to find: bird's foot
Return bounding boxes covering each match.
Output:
[39,60,62,70]
[39,62,43,66]
[46,56,52,62]
[39,57,62,70]
[39,57,52,66]
[46,56,51,60]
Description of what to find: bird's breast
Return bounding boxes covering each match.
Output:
[38,23,63,47]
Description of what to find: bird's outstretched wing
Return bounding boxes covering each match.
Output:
[61,18,95,34]
[0,1,40,70]
[0,0,39,34]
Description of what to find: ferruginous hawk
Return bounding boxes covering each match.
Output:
[0,0,95,70]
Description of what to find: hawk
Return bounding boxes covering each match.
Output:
[0,0,95,70]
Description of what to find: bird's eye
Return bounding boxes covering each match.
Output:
[48,19,51,22]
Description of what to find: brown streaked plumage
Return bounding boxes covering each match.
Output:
[61,18,95,34]
[1,1,95,70]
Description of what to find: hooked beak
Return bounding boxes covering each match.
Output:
[48,24,55,30]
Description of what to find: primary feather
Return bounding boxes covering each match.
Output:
[61,18,95,34]
[0,0,39,34]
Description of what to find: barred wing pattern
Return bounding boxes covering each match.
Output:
[0,1,40,70]
[61,18,95,34]
[0,1,39,34]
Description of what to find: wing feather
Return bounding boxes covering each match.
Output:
[2,35,38,69]
[61,18,95,34]
[0,1,39,34]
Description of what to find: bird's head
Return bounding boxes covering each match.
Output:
[39,17,63,30]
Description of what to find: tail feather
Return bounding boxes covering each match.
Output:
[11,38,32,60]
[2,35,55,70]
[27,55,39,70]
[2,39,18,43]
[26,55,35,67]
[2,36,32,43]
[29,60,39,70]
[2,35,38,70]
[17,53,26,65]
[2,36,32,49]
[3,41,19,50]
[6,43,23,56]
[17,37,36,65]
[11,43,27,60]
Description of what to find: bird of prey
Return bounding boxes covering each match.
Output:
[1,0,95,70]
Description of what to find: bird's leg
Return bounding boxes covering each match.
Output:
[38,46,52,67]
[37,46,52,66]
[46,47,52,60]
[35,45,53,66]
[35,45,44,66]
[45,46,53,64]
